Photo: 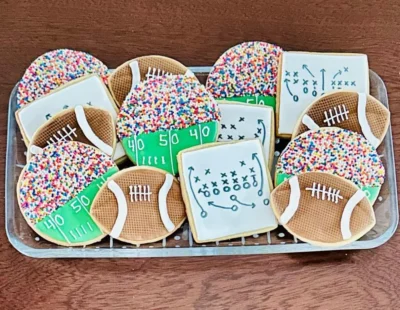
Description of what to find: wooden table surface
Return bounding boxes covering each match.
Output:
[1,1,400,309]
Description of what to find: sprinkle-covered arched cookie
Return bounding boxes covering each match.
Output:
[117,75,220,175]
[275,128,385,203]
[18,141,118,246]
[206,41,282,108]
[17,49,109,108]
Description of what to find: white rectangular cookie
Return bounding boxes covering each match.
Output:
[277,52,369,137]
[16,74,126,161]
[178,139,277,243]
[217,101,275,170]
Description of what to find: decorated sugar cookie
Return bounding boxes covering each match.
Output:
[17,49,109,109]
[15,74,126,162]
[18,141,118,246]
[217,101,275,169]
[108,55,194,107]
[277,51,369,137]
[90,167,186,245]
[292,91,390,148]
[27,105,116,160]
[206,41,283,109]
[117,75,220,175]
[178,140,277,243]
[275,128,385,203]
[271,172,375,246]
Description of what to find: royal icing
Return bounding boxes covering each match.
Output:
[180,140,277,242]
[19,141,117,244]
[278,52,369,136]
[108,180,129,239]
[117,75,220,175]
[17,49,108,109]
[206,42,282,109]
[341,189,366,240]
[217,102,274,168]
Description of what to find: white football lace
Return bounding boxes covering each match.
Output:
[46,124,78,145]
[305,182,343,204]
[145,67,173,80]
[129,185,152,202]
[323,104,349,126]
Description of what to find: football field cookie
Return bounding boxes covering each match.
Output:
[18,141,118,246]
[90,167,186,245]
[271,172,375,246]
[206,41,282,109]
[217,101,275,170]
[292,91,390,148]
[117,75,220,175]
[178,139,277,243]
[108,55,194,107]
[275,128,385,203]
[27,105,116,160]
[277,52,369,137]
[17,49,109,109]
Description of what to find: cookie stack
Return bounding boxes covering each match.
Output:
[15,44,390,248]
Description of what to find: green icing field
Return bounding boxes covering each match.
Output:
[217,95,276,110]
[122,121,218,175]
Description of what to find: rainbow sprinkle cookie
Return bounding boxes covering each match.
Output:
[116,75,220,175]
[17,49,109,109]
[206,41,283,100]
[275,128,384,202]
[117,75,220,138]
[19,141,116,224]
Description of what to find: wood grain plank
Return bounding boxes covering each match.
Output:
[0,0,400,309]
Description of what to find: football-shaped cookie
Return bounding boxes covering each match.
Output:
[90,167,186,245]
[271,172,375,247]
[27,105,116,160]
[108,55,194,107]
[292,91,390,148]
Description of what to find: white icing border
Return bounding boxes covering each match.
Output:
[357,92,380,148]
[302,114,320,131]
[158,174,175,232]
[129,61,141,93]
[108,180,128,238]
[74,105,113,156]
[341,189,365,240]
[30,145,44,155]
[280,176,301,225]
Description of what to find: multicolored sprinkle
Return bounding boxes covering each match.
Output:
[117,75,221,138]
[276,128,385,187]
[206,41,283,98]
[17,49,109,109]
[19,141,115,224]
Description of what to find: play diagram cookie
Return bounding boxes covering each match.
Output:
[108,55,194,107]
[206,41,283,109]
[17,49,109,109]
[217,101,275,169]
[27,105,116,160]
[117,75,220,175]
[17,141,118,246]
[292,91,390,148]
[275,128,385,203]
[178,139,277,243]
[271,172,375,246]
[277,51,369,137]
[90,167,186,245]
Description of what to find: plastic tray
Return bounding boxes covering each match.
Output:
[5,67,398,258]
